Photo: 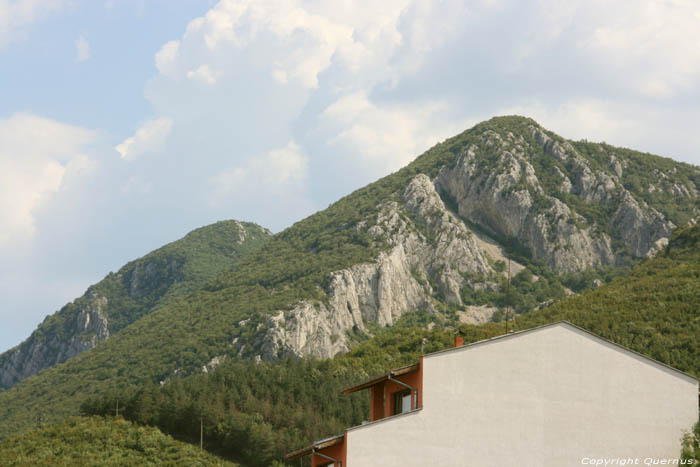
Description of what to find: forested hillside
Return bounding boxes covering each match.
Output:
[80,324,459,466]
[0,116,697,447]
[0,416,237,466]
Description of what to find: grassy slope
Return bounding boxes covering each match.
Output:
[0,416,238,466]
[0,117,697,440]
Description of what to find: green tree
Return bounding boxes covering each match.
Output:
[681,422,700,463]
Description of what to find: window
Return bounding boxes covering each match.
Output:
[393,389,412,415]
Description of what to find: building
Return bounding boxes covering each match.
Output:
[286,322,699,466]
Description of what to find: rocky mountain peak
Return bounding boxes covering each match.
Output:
[238,116,699,361]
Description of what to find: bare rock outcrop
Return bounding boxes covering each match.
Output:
[251,174,496,360]
[435,138,615,273]
[0,294,109,388]
[434,124,680,273]
[611,192,675,257]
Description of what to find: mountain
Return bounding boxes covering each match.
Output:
[0,115,698,440]
[0,416,237,466]
[227,115,696,360]
[0,220,271,389]
[79,223,700,465]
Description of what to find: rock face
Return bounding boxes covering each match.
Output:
[435,125,677,272]
[435,130,610,272]
[249,174,500,360]
[0,265,172,390]
[65,295,110,357]
[611,192,674,258]
[0,294,109,389]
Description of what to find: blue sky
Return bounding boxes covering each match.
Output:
[1,0,699,353]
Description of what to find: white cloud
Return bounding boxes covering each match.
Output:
[576,0,700,98]
[75,33,90,62]
[186,64,221,85]
[500,99,637,143]
[155,40,180,77]
[321,92,474,175]
[207,140,315,230]
[156,0,464,90]
[114,117,173,161]
[0,0,65,48]
[0,113,96,247]
[175,0,355,89]
[142,0,481,209]
[211,141,308,199]
[494,0,700,99]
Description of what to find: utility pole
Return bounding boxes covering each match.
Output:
[505,239,512,335]
[200,414,203,450]
[115,398,119,418]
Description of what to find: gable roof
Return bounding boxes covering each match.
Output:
[424,321,698,383]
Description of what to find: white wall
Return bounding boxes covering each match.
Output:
[346,323,698,466]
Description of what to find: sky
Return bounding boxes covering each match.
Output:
[1,0,700,353]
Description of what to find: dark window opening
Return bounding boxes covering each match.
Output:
[393,389,412,415]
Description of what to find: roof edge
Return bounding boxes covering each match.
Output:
[341,363,420,395]
[345,407,423,433]
[424,321,698,383]
[284,433,345,460]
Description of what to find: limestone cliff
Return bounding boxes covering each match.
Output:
[248,174,509,359]
[434,126,676,271]
[0,294,109,388]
